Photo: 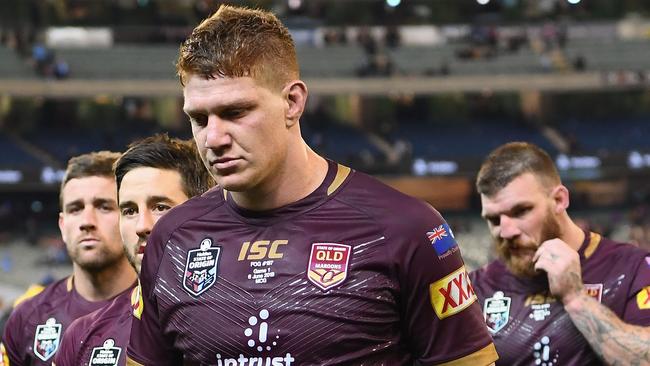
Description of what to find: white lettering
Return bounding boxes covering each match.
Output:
[216,354,294,366]
[189,259,215,269]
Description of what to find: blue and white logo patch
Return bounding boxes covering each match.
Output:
[33,317,61,361]
[427,223,458,258]
[484,291,511,333]
[183,238,221,297]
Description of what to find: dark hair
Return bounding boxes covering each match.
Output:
[476,142,560,197]
[60,151,120,207]
[114,134,215,199]
[176,5,299,90]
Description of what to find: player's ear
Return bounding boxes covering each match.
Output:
[551,185,570,213]
[283,80,308,128]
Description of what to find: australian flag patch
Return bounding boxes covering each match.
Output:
[427,223,458,258]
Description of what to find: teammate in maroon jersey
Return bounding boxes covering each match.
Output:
[470,142,650,365]
[126,5,497,366]
[0,152,137,366]
[52,135,214,366]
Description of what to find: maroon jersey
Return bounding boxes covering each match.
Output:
[0,277,133,366]
[53,283,137,366]
[471,231,650,366]
[127,161,497,366]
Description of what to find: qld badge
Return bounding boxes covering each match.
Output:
[484,291,511,334]
[89,339,121,366]
[33,317,61,361]
[307,243,351,291]
[183,238,221,297]
[585,283,603,303]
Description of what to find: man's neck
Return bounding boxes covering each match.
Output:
[232,145,329,211]
[561,217,587,252]
[72,260,137,302]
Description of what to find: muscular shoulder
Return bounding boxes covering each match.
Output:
[10,277,71,321]
[151,186,226,240]
[334,171,441,233]
[591,236,649,264]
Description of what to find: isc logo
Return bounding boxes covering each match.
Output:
[429,265,476,319]
[238,240,288,261]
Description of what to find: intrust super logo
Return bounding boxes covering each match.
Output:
[429,265,476,319]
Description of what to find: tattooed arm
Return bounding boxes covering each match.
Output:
[534,239,650,366]
[564,293,650,366]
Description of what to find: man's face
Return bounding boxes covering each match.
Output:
[118,167,189,273]
[59,176,123,272]
[481,173,561,277]
[183,75,290,193]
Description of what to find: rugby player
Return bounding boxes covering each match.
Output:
[471,142,650,365]
[52,134,214,366]
[1,152,137,366]
[126,5,498,366]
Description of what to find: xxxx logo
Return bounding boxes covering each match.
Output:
[429,265,476,319]
[637,286,650,310]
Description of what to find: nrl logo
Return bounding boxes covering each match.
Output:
[183,238,221,297]
[33,317,61,361]
[89,338,121,366]
[484,291,511,333]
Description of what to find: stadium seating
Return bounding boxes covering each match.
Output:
[0,46,36,79]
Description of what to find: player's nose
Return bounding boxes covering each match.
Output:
[136,211,153,238]
[498,215,520,239]
[204,115,232,150]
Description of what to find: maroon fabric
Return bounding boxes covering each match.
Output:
[471,232,650,366]
[1,277,131,366]
[128,161,495,365]
[54,283,136,366]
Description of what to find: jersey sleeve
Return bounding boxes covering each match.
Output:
[392,205,498,365]
[1,303,29,366]
[52,320,81,366]
[622,255,650,326]
[127,230,181,365]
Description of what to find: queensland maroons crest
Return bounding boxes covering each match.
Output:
[307,243,351,291]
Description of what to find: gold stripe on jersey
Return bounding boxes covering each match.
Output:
[126,357,144,366]
[437,343,499,366]
[327,164,351,195]
[584,232,602,259]
[223,188,228,200]
[66,276,73,292]
[12,284,45,308]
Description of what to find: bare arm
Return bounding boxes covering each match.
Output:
[534,239,650,366]
[564,292,650,366]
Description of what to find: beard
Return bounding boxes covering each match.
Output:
[68,245,124,273]
[495,209,562,278]
[123,241,142,274]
